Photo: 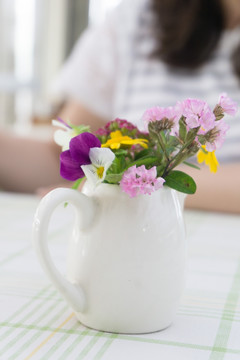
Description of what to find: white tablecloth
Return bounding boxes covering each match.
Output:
[0,192,240,360]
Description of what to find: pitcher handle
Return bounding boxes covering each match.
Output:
[32,187,96,313]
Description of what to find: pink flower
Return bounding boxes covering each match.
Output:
[178,98,215,132]
[114,118,137,131]
[205,120,230,152]
[95,128,108,136]
[120,165,165,197]
[142,106,178,131]
[96,118,140,136]
[218,93,238,116]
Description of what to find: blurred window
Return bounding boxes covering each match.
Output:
[0,0,36,126]
[0,0,121,127]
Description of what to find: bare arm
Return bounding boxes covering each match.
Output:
[184,163,240,214]
[0,101,109,193]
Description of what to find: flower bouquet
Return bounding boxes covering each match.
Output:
[33,93,238,334]
[53,94,237,197]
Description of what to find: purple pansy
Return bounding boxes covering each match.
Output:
[60,132,101,181]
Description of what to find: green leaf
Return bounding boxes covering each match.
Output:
[134,148,152,160]
[156,165,166,177]
[179,118,187,141]
[114,149,128,156]
[197,135,207,146]
[164,170,196,194]
[167,136,181,148]
[110,156,126,174]
[72,178,85,190]
[70,123,91,134]
[126,156,158,169]
[183,161,201,170]
[186,127,200,143]
[160,130,167,145]
[105,173,123,184]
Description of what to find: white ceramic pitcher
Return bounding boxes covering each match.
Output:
[32,182,186,334]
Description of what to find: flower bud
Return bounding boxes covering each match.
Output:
[148,118,174,133]
[213,105,224,121]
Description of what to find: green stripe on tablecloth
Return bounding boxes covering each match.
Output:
[1,285,50,323]
[40,321,81,359]
[0,290,62,355]
[182,294,239,308]
[0,286,51,343]
[77,332,103,359]
[177,311,240,323]
[8,304,69,360]
[1,322,240,356]
[57,330,90,360]
[93,334,118,360]
[116,335,240,355]
[0,322,82,334]
[178,305,240,320]
[180,304,240,315]
[0,246,31,266]
[209,259,240,360]
[179,307,239,315]
[0,290,64,301]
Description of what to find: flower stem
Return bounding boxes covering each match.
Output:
[156,132,169,162]
[162,136,199,177]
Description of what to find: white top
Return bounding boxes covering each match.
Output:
[54,0,240,163]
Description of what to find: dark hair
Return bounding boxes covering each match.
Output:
[151,0,240,77]
[232,44,240,79]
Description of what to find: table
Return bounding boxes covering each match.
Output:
[0,192,240,360]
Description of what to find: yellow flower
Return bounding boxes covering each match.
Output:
[101,130,148,150]
[197,146,219,173]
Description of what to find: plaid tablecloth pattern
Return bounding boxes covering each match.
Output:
[0,192,240,360]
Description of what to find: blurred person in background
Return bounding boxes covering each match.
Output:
[0,0,240,212]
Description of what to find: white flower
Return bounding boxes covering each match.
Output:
[52,119,91,151]
[52,119,75,151]
[81,147,115,187]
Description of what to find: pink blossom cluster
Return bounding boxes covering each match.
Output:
[120,165,165,197]
[113,118,138,131]
[142,106,178,131]
[202,93,237,151]
[218,93,238,116]
[142,93,237,152]
[96,118,138,136]
[205,120,230,152]
[175,98,215,132]
[95,127,109,136]
[178,94,237,151]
